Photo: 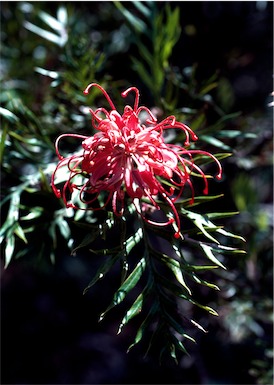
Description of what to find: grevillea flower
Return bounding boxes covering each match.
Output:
[51,83,222,238]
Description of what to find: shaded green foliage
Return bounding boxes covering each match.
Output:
[1,1,272,378]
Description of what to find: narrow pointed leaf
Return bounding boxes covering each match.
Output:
[127,303,158,352]
[39,10,64,31]
[181,209,220,244]
[207,211,239,219]
[199,135,232,151]
[14,224,27,244]
[83,253,121,295]
[216,227,246,242]
[200,243,226,269]
[4,234,15,268]
[100,257,146,320]
[118,292,144,334]
[184,264,219,272]
[0,107,19,123]
[166,257,192,295]
[187,271,220,290]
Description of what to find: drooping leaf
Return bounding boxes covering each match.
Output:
[83,253,122,295]
[118,292,144,333]
[100,256,146,321]
[0,107,19,123]
[181,208,220,244]
[200,243,226,269]
[127,302,158,352]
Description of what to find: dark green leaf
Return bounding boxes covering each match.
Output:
[100,256,146,321]
[118,292,144,333]
[83,253,122,295]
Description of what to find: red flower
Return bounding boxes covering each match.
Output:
[51,83,222,238]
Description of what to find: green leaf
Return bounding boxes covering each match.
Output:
[187,299,218,316]
[181,208,220,244]
[55,216,71,240]
[115,1,147,33]
[200,243,226,269]
[167,246,192,295]
[118,292,144,334]
[83,253,122,295]
[199,135,232,151]
[0,107,19,123]
[14,224,28,244]
[217,228,246,242]
[0,122,8,166]
[177,194,224,208]
[35,67,59,79]
[124,226,143,254]
[100,256,146,321]
[184,264,219,272]
[207,211,239,219]
[132,1,151,18]
[24,21,67,46]
[186,270,220,291]
[4,234,15,268]
[127,303,158,352]
[20,207,43,221]
[72,229,100,254]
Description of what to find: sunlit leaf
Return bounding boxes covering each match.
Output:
[57,6,68,25]
[14,224,28,244]
[35,67,59,79]
[0,107,19,123]
[39,10,64,31]
[199,135,232,151]
[4,234,15,268]
[200,243,226,269]
[24,21,67,46]
[115,1,147,33]
[127,303,158,352]
[181,208,220,244]
[118,292,144,333]
[100,256,146,321]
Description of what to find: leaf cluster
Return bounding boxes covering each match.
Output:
[1,2,250,361]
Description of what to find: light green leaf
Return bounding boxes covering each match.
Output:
[14,224,28,244]
[124,227,143,255]
[100,256,146,321]
[187,271,220,291]
[5,235,15,268]
[165,252,192,295]
[199,135,232,151]
[200,243,226,269]
[127,303,158,352]
[0,107,19,123]
[184,264,219,272]
[57,6,68,24]
[207,211,239,219]
[181,208,220,244]
[56,217,71,240]
[217,228,246,242]
[132,1,151,18]
[24,21,66,46]
[177,194,224,208]
[35,67,59,79]
[115,1,146,33]
[118,292,144,334]
[39,10,64,31]
[187,299,218,316]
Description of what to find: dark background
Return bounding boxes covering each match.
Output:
[1,2,273,384]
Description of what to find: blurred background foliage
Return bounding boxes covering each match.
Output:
[1,1,273,384]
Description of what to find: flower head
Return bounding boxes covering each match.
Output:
[51,83,222,238]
